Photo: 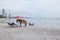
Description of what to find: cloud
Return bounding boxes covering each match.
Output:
[0,0,60,18]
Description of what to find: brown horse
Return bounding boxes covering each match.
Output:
[16,19,27,27]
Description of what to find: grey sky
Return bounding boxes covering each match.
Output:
[0,0,60,18]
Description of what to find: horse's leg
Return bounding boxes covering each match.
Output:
[20,23,21,27]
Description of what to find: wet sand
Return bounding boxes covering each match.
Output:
[0,24,60,40]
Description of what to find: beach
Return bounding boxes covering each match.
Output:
[0,23,60,40]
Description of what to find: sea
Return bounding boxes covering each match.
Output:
[0,18,60,28]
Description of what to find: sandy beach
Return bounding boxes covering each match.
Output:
[0,23,60,40]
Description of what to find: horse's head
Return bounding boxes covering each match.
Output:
[16,19,19,22]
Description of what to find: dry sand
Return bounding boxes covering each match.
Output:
[0,23,60,40]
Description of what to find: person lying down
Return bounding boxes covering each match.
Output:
[7,22,16,27]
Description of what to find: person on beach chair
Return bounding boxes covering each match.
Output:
[29,22,34,26]
[7,22,16,27]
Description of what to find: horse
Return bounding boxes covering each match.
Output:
[16,19,27,27]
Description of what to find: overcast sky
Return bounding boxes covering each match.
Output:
[0,0,60,18]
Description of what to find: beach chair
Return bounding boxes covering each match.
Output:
[29,23,34,26]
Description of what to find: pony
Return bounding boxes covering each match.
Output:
[16,19,27,27]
